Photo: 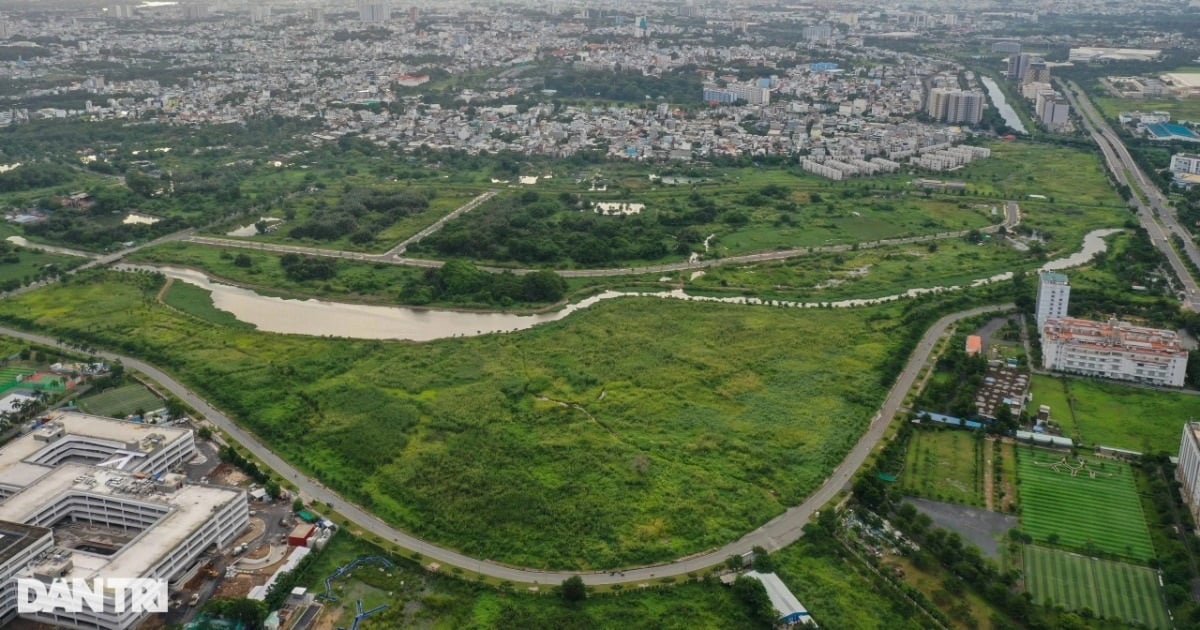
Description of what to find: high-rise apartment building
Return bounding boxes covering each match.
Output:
[1035,271,1070,331]
[926,88,984,125]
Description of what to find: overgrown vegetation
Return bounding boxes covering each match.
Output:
[0,269,920,569]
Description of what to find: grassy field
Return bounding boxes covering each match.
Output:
[0,270,902,569]
[294,526,928,629]
[899,429,985,507]
[0,249,85,285]
[1016,448,1155,560]
[77,383,163,418]
[1023,545,1168,629]
[689,238,1030,303]
[161,279,254,329]
[1029,374,1200,454]
[1093,95,1200,123]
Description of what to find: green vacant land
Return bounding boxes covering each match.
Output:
[1029,375,1200,454]
[0,270,901,569]
[1016,448,1154,560]
[162,280,254,329]
[296,529,928,629]
[1023,545,1168,629]
[899,429,984,507]
[77,383,163,418]
[1094,95,1200,123]
[0,248,84,286]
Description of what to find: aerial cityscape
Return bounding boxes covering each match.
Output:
[0,0,1197,628]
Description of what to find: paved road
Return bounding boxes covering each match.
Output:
[1062,81,1200,311]
[184,207,1019,279]
[384,190,497,257]
[0,303,1012,585]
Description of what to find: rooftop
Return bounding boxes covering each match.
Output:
[0,411,191,485]
[1040,271,1069,284]
[1043,317,1188,359]
[0,463,242,581]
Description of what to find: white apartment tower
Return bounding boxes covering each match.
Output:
[1179,422,1200,524]
[1036,271,1070,332]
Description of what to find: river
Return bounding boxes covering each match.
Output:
[980,76,1028,134]
[119,229,1121,341]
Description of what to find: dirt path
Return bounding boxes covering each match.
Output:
[155,277,174,302]
[983,438,995,511]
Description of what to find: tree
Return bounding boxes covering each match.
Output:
[559,575,586,603]
[233,253,253,268]
[732,575,776,626]
[292,497,304,512]
[264,480,281,501]
[200,597,267,628]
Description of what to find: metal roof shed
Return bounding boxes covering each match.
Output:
[743,571,816,626]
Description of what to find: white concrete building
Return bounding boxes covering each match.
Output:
[0,412,248,630]
[1042,318,1189,387]
[1035,271,1070,332]
[1178,422,1200,524]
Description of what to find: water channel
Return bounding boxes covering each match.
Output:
[119,228,1120,342]
[980,76,1028,134]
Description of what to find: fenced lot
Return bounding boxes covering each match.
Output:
[1016,447,1154,560]
[1023,545,1168,629]
[77,383,162,419]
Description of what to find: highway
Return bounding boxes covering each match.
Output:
[183,200,1021,279]
[1061,80,1200,311]
[0,303,1012,585]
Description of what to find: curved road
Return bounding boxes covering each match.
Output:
[0,302,1011,585]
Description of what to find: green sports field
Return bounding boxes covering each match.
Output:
[77,383,163,419]
[1016,448,1155,560]
[1023,545,1168,629]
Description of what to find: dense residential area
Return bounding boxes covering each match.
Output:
[0,0,1198,629]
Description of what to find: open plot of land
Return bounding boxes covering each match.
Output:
[1093,95,1200,123]
[77,383,162,418]
[1023,545,1168,629]
[1027,375,1079,441]
[900,429,985,507]
[0,270,901,569]
[0,249,84,286]
[1064,379,1200,454]
[1016,448,1154,560]
[1029,375,1200,454]
[906,497,1017,558]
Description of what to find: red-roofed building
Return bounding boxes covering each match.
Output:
[965,335,982,356]
[1042,317,1188,387]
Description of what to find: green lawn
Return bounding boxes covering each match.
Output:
[899,429,985,507]
[77,383,163,418]
[1016,448,1155,560]
[1023,545,1168,629]
[1029,374,1200,454]
[0,270,901,570]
